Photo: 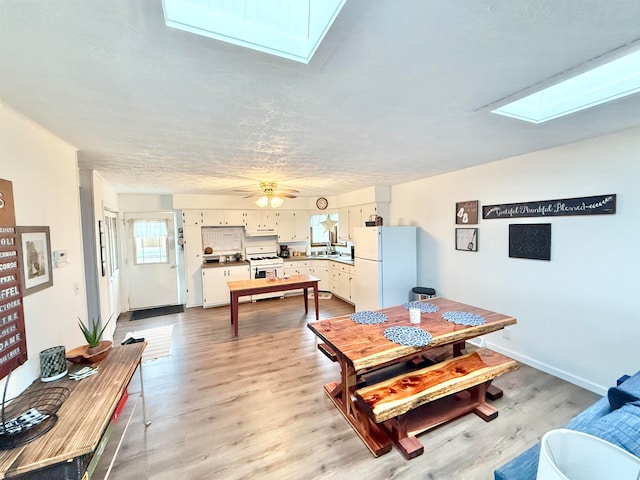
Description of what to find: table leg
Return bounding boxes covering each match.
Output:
[230,293,239,337]
[322,359,393,457]
[139,361,151,427]
[303,287,309,314]
[313,282,319,320]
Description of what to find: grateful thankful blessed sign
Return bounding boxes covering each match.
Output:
[482,194,616,219]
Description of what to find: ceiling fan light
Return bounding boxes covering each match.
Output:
[269,196,284,208]
[255,196,270,208]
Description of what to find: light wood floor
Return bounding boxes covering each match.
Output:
[94,295,599,480]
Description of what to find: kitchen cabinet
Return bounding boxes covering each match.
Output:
[183,225,203,306]
[283,260,312,295]
[276,210,309,243]
[337,203,387,242]
[201,210,246,226]
[224,210,246,226]
[182,210,202,226]
[310,260,329,290]
[245,209,277,231]
[201,209,224,226]
[338,206,351,242]
[202,264,250,307]
[329,261,355,303]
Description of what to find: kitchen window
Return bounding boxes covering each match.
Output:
[310,213,340,247]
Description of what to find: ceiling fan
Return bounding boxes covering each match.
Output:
[234,182,299,208]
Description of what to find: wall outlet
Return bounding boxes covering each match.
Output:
[502,327,512,340]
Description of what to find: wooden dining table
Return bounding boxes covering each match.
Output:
[227,274,320,337]
[307,297,517,457]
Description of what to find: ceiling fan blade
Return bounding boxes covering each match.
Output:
[243,193,258,198]
[279,193,297,198]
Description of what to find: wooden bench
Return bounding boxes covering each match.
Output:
[355,348,518,459]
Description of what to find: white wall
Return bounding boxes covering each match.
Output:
[0,104,87,397]
[390,127,640,395]
[83,170,120,339]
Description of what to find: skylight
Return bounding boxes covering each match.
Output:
[162,0,347,64]
[492,49,640,123]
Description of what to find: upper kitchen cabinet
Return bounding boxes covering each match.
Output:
[182,209,202,226]
[201,209,246,226]
[245,209,277,233]
[276,210,310,243]
[338,203,389,242]
[201,209,224,225]
[224,210,246,226]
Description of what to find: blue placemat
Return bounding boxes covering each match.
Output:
[350,311,388,325]
[441,311,486,326]
[383,326,433,347]
[402,301,440,313]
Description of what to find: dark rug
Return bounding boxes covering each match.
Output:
[130,304,185,321]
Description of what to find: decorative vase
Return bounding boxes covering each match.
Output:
[65,340,113,364]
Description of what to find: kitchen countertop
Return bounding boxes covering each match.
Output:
[284,255,355,266]
[202,260,250,268]
[202,257,355,268]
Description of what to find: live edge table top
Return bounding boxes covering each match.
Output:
[308,297,517,372]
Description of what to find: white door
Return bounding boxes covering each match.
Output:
[125,212,179,309]
[103,210,120,337]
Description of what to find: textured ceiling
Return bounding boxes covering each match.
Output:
[1,1,639,197]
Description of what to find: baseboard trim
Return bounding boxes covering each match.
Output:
[467,338,607,396]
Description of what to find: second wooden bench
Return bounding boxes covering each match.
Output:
[355,348,519,459]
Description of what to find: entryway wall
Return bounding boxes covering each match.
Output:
[0,104,87,397]
[390,127,640,395]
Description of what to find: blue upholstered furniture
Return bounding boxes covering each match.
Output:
[494,371,640,480]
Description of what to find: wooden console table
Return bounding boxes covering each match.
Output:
[228,274,320,337]
[0,342,148,479]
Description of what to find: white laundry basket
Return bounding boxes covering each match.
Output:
[536,428,640,480]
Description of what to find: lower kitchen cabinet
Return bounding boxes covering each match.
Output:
[311,260,329,291]
[202,264,250,307]
[329,262,356,304]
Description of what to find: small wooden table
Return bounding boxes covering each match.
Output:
[0,342,147,479]
[228,274,320,337]
[308,297,517,458]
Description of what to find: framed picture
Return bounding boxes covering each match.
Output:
[509,223,551,261]
[456,200,479,224]
[456,228,478,252]
[16,226,53,296]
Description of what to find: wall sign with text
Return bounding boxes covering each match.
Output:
[483,194,616,219]
[456,200,479,224]
[0,178,28,380]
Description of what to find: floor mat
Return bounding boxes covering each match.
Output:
[123,324,174,362]
[308,292,333,300]
[130,304,184,321]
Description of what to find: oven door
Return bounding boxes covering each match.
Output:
[254,265,281,279]
[252,265,285,300]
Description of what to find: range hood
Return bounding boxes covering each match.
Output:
[245,227,278,237]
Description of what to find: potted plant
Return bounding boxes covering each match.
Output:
[66,317,113,364]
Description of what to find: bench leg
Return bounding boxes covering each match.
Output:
[386,417,424,459]
[486,384,503,400]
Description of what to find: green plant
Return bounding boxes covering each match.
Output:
[78,317,110,348]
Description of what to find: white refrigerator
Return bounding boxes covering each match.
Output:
[353,226,417,311]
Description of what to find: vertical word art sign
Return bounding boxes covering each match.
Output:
[0,178,28,379]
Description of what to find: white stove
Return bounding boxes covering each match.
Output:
[246,246,285,300]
